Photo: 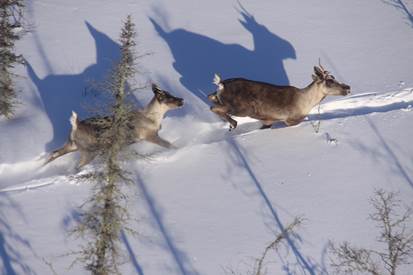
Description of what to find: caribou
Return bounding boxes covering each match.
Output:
[208,65,350,130]
[44,84,184,169]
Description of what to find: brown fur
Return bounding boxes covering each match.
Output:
[209,66,350,130]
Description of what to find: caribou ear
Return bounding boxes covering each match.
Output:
[312,74,318,81]
[314,66,324,79]
[152,83,161,94]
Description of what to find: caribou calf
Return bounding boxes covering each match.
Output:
[208,65,350,130]
[45,84,184,168]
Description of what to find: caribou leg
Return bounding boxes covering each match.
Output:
[210,105,238,130]
[285,117,305,127]
[44,141,78,165]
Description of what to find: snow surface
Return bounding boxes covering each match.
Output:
[1,0,413,274]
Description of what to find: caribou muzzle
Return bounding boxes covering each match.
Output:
[341,84,351,95]
[176,97,184,107]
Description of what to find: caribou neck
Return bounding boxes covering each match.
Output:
[299,81,326,115]
[143,97,170,126]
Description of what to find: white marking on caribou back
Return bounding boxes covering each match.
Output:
[212,73,224,103]
[213,73,224,91]
[69,111,78,141]
[70,111,78,130]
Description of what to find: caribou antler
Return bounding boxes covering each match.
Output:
[318,58,331,78]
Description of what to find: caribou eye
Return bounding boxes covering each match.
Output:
[156,93,165,101]
[326,79,334,86]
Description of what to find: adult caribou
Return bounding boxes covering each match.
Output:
[208,64,350,130]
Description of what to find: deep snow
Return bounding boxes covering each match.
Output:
[1,0,413,274]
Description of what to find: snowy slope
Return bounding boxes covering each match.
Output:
[1,0,413,274]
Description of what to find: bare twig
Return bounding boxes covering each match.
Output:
[255,217,303,275]
[330,189,413,275]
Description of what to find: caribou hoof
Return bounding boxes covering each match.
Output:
[260,124,272,130]
[228,122,237,131]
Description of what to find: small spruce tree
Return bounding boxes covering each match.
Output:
[71,15,139,275]
[0,0,25,118]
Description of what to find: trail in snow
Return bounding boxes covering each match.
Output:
[0,152,80,191]
[310,88,413,121]
[1,88,412,192]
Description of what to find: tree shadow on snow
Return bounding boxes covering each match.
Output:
[380,0,413,27]
[225,138,318,275]
[0,194,36,275]
[135,175,198,275]
[27,22,126,152]
[349,117,413,190]
[120,229,145,275]
[149,5,296,105]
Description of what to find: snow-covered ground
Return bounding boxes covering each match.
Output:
[1,0,413,274]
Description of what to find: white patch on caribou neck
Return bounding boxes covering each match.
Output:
[299,82,328,115]
[144,99,171,127]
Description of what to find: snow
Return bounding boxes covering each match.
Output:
[1,0,413,274]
